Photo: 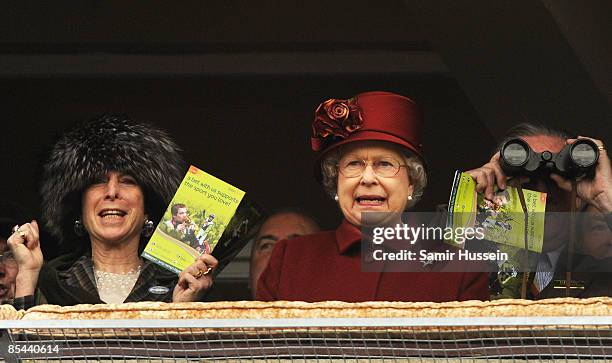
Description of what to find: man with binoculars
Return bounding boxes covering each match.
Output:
[466,123,611,299]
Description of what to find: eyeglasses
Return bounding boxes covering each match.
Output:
[338,156,406,178]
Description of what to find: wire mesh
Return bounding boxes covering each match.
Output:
[1,317,611,361]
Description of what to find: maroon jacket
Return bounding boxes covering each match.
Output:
[257,220,490,302]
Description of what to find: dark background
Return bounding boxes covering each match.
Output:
[1,1,610,298]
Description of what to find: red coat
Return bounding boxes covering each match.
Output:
[257,220,490,302]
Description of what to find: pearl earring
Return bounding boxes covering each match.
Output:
[408,195,413,201]
[334,194,339,202]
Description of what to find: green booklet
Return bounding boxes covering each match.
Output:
[142,165,246,274]
[446,170,547,252]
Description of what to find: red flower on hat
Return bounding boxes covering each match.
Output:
[311,98,363,151]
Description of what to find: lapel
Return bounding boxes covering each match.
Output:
[124,261,176,303]
[56,255,103,304]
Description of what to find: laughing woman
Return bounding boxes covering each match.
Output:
[8,115,217,308]
[257,91,489,302]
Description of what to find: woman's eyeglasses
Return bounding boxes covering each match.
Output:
[338,157,406,178]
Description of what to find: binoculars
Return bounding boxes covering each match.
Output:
[500,138,599,178]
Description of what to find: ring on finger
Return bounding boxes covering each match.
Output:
[194,266,212,279]
[12,225,26,239]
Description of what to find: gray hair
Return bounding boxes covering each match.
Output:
[320,147,427,210]
[495,122,574,154]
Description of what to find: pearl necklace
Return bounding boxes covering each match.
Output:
[94,264,141,304]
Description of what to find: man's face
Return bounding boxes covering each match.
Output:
[249,213,319,297]
[0,237,18,302]
[174,207,188,223]
[520,135,573,251]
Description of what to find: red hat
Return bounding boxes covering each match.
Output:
[311,91,424,180]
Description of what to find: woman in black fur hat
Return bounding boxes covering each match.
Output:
[7,114,217,307]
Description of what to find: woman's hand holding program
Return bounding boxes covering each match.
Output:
[172,253,218,302]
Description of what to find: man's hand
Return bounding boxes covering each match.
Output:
[465,152,508,201]
[172,254,218,302]
[550,136,611,213]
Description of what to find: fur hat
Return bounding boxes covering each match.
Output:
[41,114,185,243]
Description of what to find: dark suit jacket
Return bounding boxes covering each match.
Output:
[257,219,490,302]
[12,252,178,309]
[537,254,612,299]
